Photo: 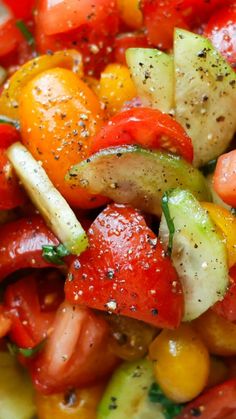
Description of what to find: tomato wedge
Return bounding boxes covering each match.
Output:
[4,272,64,348]
[90,108,193,162]
[0,123,20,148]
[213,150,236,207]
[29,301,118,394]
[0,217,59,281]
[178,379,236,419]
[213,265,236,323]
[65,204,183,329]
[114,32,149,65]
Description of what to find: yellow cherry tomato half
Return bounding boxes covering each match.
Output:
[117,0,143,29]
[149,324,210,403]
[19,67,106,208]
[201,202,236,268]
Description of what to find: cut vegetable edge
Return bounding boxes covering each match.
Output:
[159,188,228,321]
[7,142,88,255]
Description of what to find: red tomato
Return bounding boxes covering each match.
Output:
[0,149,26,210]
[178,379,236,419]
[65,204,183,329]
[0,217,59,281]
[0,2,22,57]
[0,123,21,148]
[213,265,236,323]
[4,272,64,348]
[0,304,11,338]
[204,4,236,68]
[90,108,194,163]
[114,32,149,65]
[4,0,35,20]
[29,301,118,393]
[213,150,236,207]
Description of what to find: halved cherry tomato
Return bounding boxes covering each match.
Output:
[4,0,35,20]
[90,108,193,162]
[117,0,143,30]
[204,4,236,68]
[213,265,236,323]
[0,123,20,148]
[19,67,107,209]
[114,32,149,65]
[4,271,64,348]
[0,148,26,210]
[29,301,118,394]
[0,1,22,57]
[213,150,236,207]
[65,204,183,329]
[0,216,59,281]
[178,379,236,419]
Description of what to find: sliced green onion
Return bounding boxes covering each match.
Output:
[161,190,175,255]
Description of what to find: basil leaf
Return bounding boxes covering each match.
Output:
[7,340,45,358]
[0,115,20,129]
[16,20,35,46]
[149,383,183,419]
[42,243,70,265]
[161,190,175,256]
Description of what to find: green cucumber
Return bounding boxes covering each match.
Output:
[97,359,164,419]
[126,48,174,113]
[159,189,228,321]
[0,352,36,419]
[66,146,210,217]
[174,29,236,167]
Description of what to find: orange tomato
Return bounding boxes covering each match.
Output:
[117,0,143,29]
[19,67,106,208]
[214,150,236,208]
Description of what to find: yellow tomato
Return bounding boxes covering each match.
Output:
[202,202,236,267]
[19,67,106,208]
[99,64,136,115]
[0,50,83,120]
[117,0,143,29]
[36,384,105,419]
[149,324,210,403]
[193,310,236,356]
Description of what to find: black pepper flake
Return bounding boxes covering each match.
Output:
[106,268,115,279]
[108,396,118,410]
[64,390,77,407]
[151,308,158,316]
[190,407,202,417]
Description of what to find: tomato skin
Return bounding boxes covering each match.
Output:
[0,216,59,281]
[4,272,64,348]
[114,32,149,65]
[213,150,236,207]
[204,4,236,68]
[4,0,35,19]
[90,108,193,162]
[0,149,26,210]
[0,304,11,338]
[0,18,22,57]
[29,302,118,394]
[65,204,183,329]
[177,379,236,419]
[213,265,236,323]
[19,67,107,209]
[0,124,21,148]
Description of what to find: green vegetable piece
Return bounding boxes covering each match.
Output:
[148,383,183,419]
[159,188,229,321]
[66,146,211,217]
[161,191,175,255]
[7,340,45,358]
[16,20,35,46]
[42,243,70,265]
[0,351,36,419]
[97,359,165,419]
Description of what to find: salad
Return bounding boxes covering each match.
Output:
[0,0,236,418]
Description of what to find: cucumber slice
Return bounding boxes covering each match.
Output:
[97,359,164,419]
[159,189,228,321]
[126,48,174,113]
[0,352,36,419]
[174,29,236,167]
[66,146,210,217]
[7,142,88,255]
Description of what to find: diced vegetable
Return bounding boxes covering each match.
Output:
[7,142,88,255]
[126,48,174,113]
[159,189,228,321]
[97,359,165,419]
[174,29,236,167]
[0,351,36,419]
[66,145,210,217]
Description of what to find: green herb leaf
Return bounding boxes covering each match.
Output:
[42,243,70,265]
[16,20,35,46]
[200,159,217,176]
[161,190,175,255]
[149,383,183,419]
[0,115,20,129]
[7,340,45,358]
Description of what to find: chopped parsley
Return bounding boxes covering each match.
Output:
[7,340,45,358]
[42,243,70,265]
[149,383,183,419]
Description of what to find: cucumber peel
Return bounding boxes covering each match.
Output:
[159,189,229,321]
[66,145,210,217]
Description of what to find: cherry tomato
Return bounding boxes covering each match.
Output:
[114,32,149,65]
[0,216,59,281]
[90,107,193,162]
[4,0,35,20]
[4,271,64,348]
[117,0,143,30]
[65,204,183,329]
[207,357,228,389]
[0,123,21,148]
[0,148,26,210]
[29,302,118,394]
[0,0,22,58]
[213,150,236,207]
[213,265,236,323]
[0,304,11,338]
[19,67,107,209]
[178,379,236,419]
